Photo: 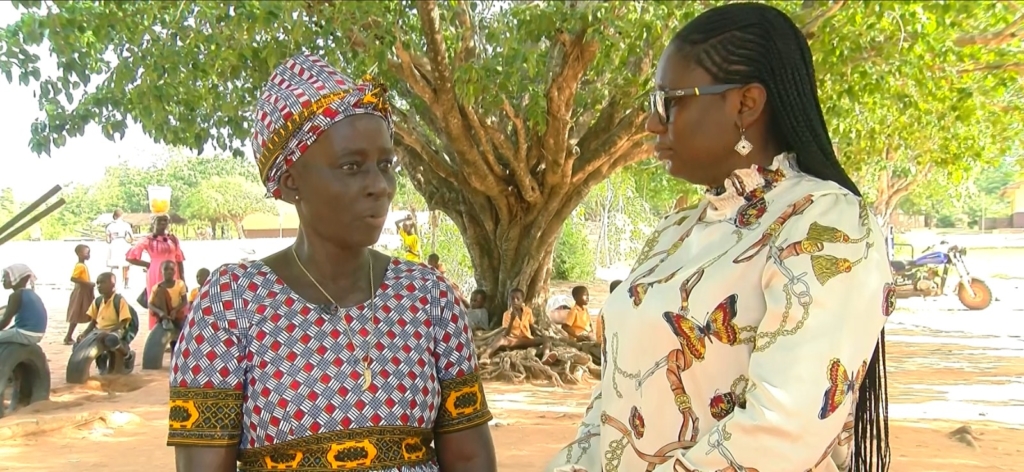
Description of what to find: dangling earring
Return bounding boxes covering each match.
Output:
[294,194,300,202]
[735,128,753,156]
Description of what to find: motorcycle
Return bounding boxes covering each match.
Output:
[890,241,992,310]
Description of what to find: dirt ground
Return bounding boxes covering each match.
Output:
[1,377,1022,472]
[1,284,1023,471]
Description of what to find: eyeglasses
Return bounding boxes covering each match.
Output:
[649,84,742,125]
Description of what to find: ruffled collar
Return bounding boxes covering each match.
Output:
[704,153,799,218]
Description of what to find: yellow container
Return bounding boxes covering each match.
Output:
[148,186,172,214]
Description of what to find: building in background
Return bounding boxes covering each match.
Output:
[998,181,1024,229]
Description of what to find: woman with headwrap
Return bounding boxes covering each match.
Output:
[126,213,186,328]
[167,53,497,472]
[0,264,47,346]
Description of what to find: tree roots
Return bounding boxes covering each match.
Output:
[474,327,602,388]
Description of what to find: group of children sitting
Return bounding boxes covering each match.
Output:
[475,279,623,365]
[66,243,212,372]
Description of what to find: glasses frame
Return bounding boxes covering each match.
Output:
[649,84,743,124]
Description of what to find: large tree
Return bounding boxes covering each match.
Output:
[0,0,685,309]
[1,1,1021,312]
[806,1,1023,222]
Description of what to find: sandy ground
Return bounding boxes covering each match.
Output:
[1,280,1023,471]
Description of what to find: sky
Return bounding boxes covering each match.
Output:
[0,3,164,201]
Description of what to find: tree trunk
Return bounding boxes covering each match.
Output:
[370,3,656,321]
[870,146,934,225]
[232,219,246,239]
[440,192,578,324]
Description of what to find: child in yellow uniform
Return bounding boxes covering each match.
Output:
[395,216,421,263]
[562,285,595,341]
[150,261,187,353]
[64,244,95,344]
[595,280,623,346]
[77,272,134,373]
[189,268,210,304]
[480,288,555,364]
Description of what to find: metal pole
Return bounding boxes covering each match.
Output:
[0,184,61,238]
[0,199,66,246]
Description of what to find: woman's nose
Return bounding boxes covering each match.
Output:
[645,111,666,135]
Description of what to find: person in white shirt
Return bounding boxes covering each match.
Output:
[105,209,134,289]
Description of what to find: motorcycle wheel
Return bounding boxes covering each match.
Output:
[957,279,992,311]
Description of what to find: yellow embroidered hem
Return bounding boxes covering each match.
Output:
[435,372,493,434]
[167,387,244,447]
[237,426,435,472]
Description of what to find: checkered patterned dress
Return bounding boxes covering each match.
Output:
[166,259,492,471]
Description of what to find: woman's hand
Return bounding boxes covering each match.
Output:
[435,424,497,472]
[175,447,238,472]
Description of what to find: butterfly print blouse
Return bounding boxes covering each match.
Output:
[547,154,892,472]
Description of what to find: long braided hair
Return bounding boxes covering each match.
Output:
[669,3,889,472]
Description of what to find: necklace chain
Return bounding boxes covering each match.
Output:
[291,245,376,388]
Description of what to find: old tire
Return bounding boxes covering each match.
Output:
[66,331,135,383]
[957,278,992,311]
[142,324,176,370]
[66,331,106,384]
[0,342,51,419]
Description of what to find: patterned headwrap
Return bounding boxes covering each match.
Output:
[251,53,394,199]
[2,263,36,288]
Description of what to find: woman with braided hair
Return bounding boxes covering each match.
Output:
[547,4,892,472]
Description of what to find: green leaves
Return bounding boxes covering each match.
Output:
[0,1,1021,258]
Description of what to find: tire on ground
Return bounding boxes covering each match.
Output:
[142,324,176,370]
[66,331,108,384]
[0,342,51,418]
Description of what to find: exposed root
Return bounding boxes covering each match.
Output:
[474,326,602,388]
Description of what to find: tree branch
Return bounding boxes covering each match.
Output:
[458,103,509,186]
[498,98,540,203]
[414,1,456,106]
[573,103,646,186]
[534,25,600,189]
[453,1,477,67]
[954,14,1024,47]
[393,120,461,185]
[525,149,645,273]
[394,139,459,210]
[959,62,1024,75]
[391,40,436,105]
[801,1,847,40]
[413,0,504,197]
[502,98,529,167]
[572,130,647,187]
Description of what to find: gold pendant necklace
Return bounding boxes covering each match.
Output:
[291,245,375,390]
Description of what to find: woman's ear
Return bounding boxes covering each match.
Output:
[737,83,768,129]
[278,169,300,203]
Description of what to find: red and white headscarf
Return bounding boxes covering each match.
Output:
[251,53,394,199]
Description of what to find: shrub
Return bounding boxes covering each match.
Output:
[426,214,476,292]
[553,213,596,281]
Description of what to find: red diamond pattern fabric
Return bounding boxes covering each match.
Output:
[166,258,491,471]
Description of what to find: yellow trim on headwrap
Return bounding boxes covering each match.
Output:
[256,90,350,181]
